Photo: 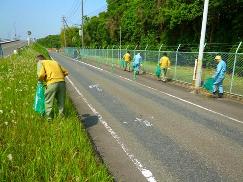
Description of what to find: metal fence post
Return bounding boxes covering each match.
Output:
[144,44,148,62]
[86,47,89,58]
[230,41,242,93]
[100,46,102,57]
[112,45,115,71]
[85,47,87,58]
[117,45,120,66]
[174,44,181,80]
[101,46,103,59]
[99,46,101,64]
[102,46,105,63]
[158,44,163,63]
[92,47,94,58]
[103,46,105,60]
[95,46,97,58]
[117,45,121,63]
[119,44,122,62]
[134,45,138,57]
[106,45,109,64]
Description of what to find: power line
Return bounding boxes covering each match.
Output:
[69,2,81,20]
[66,0,79,16]
[66,0,80,18]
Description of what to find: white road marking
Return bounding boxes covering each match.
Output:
[66,76,157,182]
[135,117,153,127]
[89,84,98,88]
[59,54,243,125]
[89,84,103,92]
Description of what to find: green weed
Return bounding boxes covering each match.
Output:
[0,48,113,181]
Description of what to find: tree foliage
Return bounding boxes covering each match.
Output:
[59,0,243,49]
[60,27,81,47]
[37,35,61,48]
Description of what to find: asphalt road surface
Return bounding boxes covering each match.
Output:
[1,40,27,57]
[50,52,243,182]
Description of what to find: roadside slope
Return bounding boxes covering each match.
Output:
[0,47,113,181]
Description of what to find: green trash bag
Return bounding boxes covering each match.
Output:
[119,59,125,68]
[33,82,45,115]
[155,65,161,77]
[203,77,214,93]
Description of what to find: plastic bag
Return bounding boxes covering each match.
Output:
[155,65,161,77]
[203,77,214,93]
[33,82,45,115]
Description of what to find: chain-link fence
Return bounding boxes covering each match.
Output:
[64,44,243,96]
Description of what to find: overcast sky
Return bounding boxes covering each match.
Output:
[0,0,107,39]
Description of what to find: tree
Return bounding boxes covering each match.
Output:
[37,35,61,48]
[60,27,81,47]
[74,0,243,50]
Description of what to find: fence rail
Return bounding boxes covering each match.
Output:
[64,46,243,97]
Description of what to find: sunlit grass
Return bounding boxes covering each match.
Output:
[0,47,113,181]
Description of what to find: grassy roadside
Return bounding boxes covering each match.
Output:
[0,46,113,181]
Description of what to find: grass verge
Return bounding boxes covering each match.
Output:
[0,46,113,181]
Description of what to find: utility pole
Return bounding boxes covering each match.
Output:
[195,0,209,91]
[120,26,121,60]
[62,16,67,47]
[81,0,84,48]
[14,22,17,40]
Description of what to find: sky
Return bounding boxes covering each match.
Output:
[0,0,107,40]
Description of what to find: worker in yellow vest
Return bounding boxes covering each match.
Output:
[159,52,171,82]
[37,55,68,120]
[123,51,132,71]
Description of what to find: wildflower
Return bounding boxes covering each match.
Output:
[7,154,13,161]
[10,110,15,114]
[11,120,16,124]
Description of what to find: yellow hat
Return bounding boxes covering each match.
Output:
[215,55,221,60]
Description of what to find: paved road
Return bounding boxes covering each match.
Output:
[50,52,243,182]
[0,40,27,57]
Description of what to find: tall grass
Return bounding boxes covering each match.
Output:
[0,47,113,181]
[31,43,51,59]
